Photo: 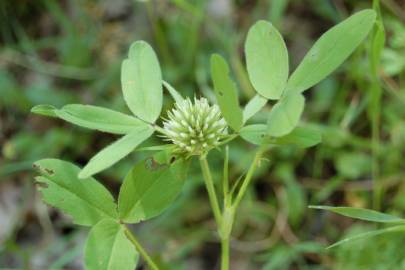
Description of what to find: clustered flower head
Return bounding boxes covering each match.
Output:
[162,97,228,156]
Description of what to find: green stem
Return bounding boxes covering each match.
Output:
[199,155,222,225]
[219,205,235,270]
[233,147,266,209]
[153,125,171,137]
[217,134,238,147]
[371,0,385,210]
[221,237,230,270]
[124,226,160,270]
[199,147,266,270]
[223,146,229,201]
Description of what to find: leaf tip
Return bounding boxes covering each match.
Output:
[210,53,221,61]
[254,20,272,28]
[31,104,57,117]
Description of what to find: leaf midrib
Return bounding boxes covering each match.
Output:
[126,170,168,220]
[123,165,182,222]
[39,175,117,221]
[59,110,140,129]
[107,225,122,270]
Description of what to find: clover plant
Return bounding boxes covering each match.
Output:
[31,9,376,270]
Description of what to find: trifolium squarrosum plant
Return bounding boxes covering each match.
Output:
[31,9,376,270]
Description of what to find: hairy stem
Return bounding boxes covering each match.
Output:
[124,226,160,270]
[199,155,222,225]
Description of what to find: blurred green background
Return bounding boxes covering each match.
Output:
[0,0,404,269]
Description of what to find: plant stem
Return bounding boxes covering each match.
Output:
[199,147,267,270]
[223,146,229,201]
[217,134,239,147]
[221,237,230,270]
[199,155,222,225]
[370,0,385,210]
[219,205,234,270]
[123,226,160,270]
[233,147,266,209]
[153,125,170,137]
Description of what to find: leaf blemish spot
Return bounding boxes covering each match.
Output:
[36,182,49,189]
[144,157,167,171]
[44,168,55,175]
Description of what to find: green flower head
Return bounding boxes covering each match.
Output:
[162,97,227,156]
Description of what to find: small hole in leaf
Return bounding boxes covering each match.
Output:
[170,156,176,164]
[219,92,223,96]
